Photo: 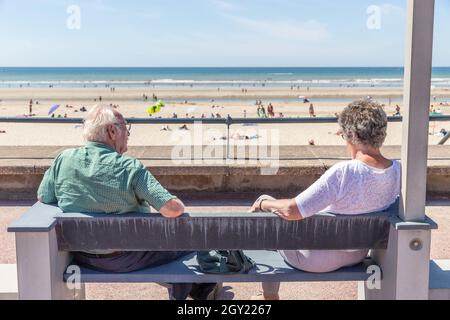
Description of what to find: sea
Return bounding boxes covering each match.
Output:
[1,67,450,89]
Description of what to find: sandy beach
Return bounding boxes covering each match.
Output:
[1,87,450,146]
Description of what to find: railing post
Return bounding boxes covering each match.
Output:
[438,131,450,145]
[226,115,232,160]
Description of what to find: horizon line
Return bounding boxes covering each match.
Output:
[1,66,450,69]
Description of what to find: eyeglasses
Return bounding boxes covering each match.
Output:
[115,122,132,136]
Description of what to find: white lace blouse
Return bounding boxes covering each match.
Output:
[283,159,401,273]
[296,159,401,218]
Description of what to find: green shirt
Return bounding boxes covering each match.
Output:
[38,142,175,214]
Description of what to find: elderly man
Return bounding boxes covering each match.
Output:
[37,105,219,300]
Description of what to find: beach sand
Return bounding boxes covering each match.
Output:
[0,87,449,146]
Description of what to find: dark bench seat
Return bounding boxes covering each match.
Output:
[64,251,377,284]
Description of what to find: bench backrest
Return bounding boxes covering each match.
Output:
[8,202,398,251]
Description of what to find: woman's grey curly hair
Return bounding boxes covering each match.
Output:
[338,99,388,148]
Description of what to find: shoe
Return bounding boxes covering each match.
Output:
[206,283,223,300]
[250,293,280,300]
[189,283,223,300]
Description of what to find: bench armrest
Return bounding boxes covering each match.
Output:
[7,202,61,233]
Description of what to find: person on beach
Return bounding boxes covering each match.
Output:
[29,99,33,116]
[267,104,275,118]
[257,106,267,118]
[37,105,220,300]
[309,104,316,118]
[248,99,400,300]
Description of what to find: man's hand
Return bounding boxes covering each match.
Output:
[248,195,277,213]
[160,198,185,218]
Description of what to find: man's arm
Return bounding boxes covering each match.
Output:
[37,166,58,204]
[134,167,185,218]
[159,198,185,218]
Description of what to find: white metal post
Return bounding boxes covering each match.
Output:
[362,0,436,300]
[400,0,435,222]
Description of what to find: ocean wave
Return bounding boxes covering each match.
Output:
[355,78,403,83]
[1,77,450,86]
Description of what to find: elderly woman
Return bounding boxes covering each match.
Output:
[249,99,401,300]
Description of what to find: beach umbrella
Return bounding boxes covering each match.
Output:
[155,100,165,108]
[48,104,61,116]
[148,106,161,114]
[147,100,165,115]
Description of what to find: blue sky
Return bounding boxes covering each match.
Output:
[0,0,449,67]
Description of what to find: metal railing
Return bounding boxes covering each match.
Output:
[1,116,450,149]
[2,115,450,124]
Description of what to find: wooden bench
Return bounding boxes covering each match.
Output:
[7,202,439,300]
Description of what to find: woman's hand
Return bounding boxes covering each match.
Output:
[271,201,303,221]
[248,195,277,213]
[249,197,303,221]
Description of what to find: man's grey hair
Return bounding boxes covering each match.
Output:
[338,99,388,148]
[83,105,120,143]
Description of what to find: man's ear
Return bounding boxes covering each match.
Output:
[106,124,115,140]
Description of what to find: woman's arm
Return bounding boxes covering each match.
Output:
[249,165,341,221]
[249,196,303,221]
[263,199,303,221]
